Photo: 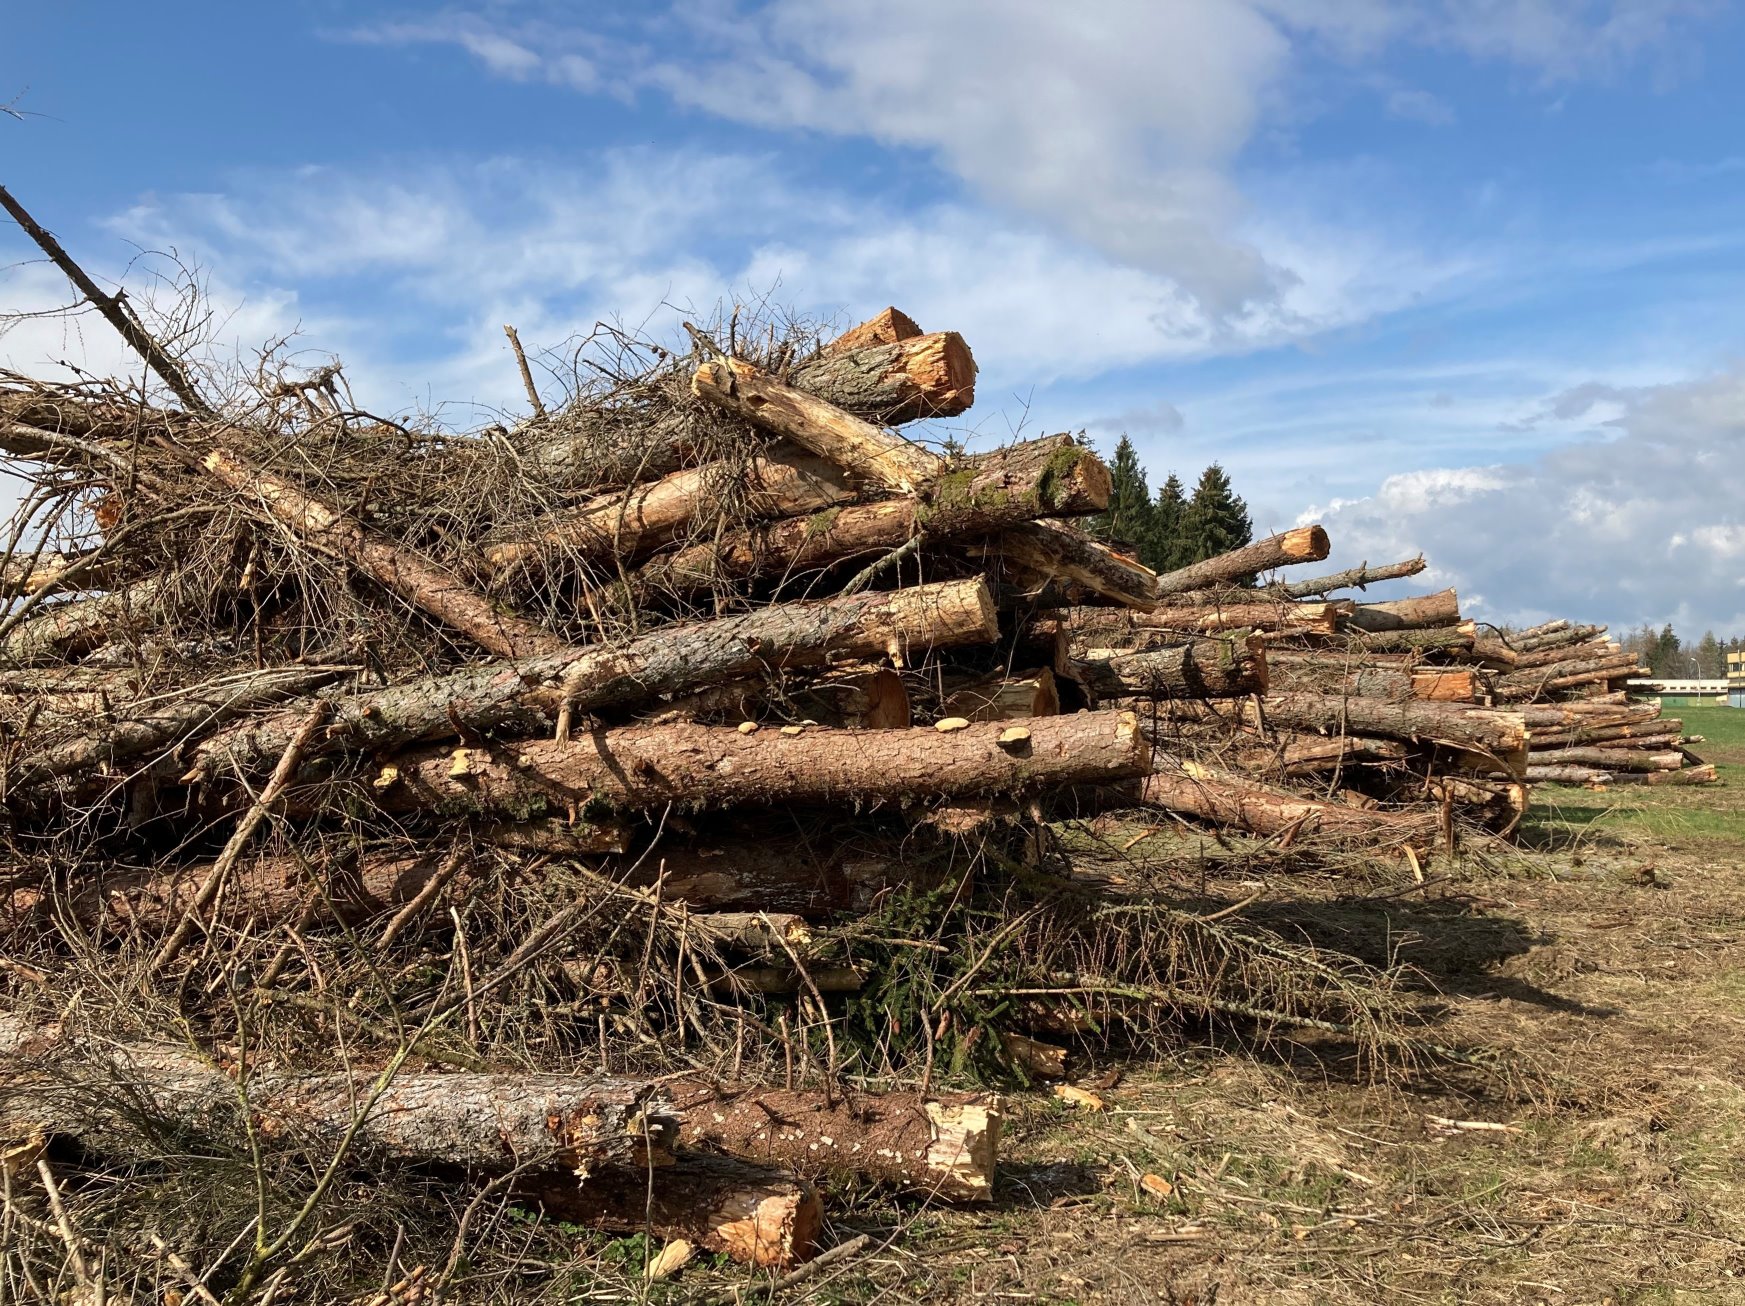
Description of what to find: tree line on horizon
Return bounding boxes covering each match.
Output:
[1092,434,1254,573]
[1618,624,1745,680]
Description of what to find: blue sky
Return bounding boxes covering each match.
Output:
[4,1,1745,633]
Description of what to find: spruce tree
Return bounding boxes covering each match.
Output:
[1151,473,1188,572]
[1096,435,1158,560]
[1179,463,1253,565]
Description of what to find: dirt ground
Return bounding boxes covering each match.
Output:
[788,705,1745,1305]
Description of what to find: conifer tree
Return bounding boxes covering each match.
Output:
[1151,473,1188,572]
[1179,463,1252,565]
[1095,435,1159,561]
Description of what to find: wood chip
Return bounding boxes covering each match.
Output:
[935,716,972,732]
[997,726,1031,749]
[645,1238,694,1281]
[1054,1084,1106,1111]
[780,724,806,736]
[736,721,760,734]
[1140,1172,1173,1199]
[372,764,400,790]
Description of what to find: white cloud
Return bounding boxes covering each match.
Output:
[1386,86,1457,123]
[1302,365,1745,632]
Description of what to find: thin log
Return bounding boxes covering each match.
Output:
[202,447,562,659]
[0,576,169,667]
[1344,589,1462,633]
[1411,669,1479,702]
[790,330,976,423]
[1134,599,1350,636]
[607,838,928,916]
[184,578,1000,783]
[1528,747,1684,772]
[669,1082,1000,1201]
[1137,765,1438,847]
[516,1154,821,1269]
[369,711,1148,817]
[1525,764,1614,785]
[1512,637,1619,670]
[1073,631,1266,700]
[1515,623,1607,653]
[1275,555,1426,599]
[1252,691,1529,762]
[1602,764,1719,786]
[1151,526,1330,599]
[692,356,943,493]
[1347,625,1477,656]
[981,522,1160,610]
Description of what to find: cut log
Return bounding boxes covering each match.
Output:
[201,447,562,659]
[1136,600,1350,636]
[184,578,1000,783]
[1514,623,1606,653]
[516,1154,821,1269]
[1411,669,1480,702]
[638,433,1109,598]
[1527,747,1683,772]
[368,711,1148,817]
[692,356,944,493]
[1345,589,1462,633]
[656,665,912,730]
[1512,637,1619,670]
[669,1082,1000,1201]
[1251,692,1529,764]
[1073,631,1266,700]
[1271,735,1409,777]
[0,550,117,598]
[1527,720,1681,748]
[1150,526,1331,599]
[604,838,926,915]
[822,306,922,354]
[1137,765,1438,847]
[1,1019,677,1171]
[0,575,169,666]
[1602,764,1719,786]
[479,817,635,856]
[1348,625,1476,656]
[479,445,856,579]
[790,330,977,423]
[1525,764,1615,785]
[1275,555,1426,599]
[942,668,1060,721]
[979,521,1160,611]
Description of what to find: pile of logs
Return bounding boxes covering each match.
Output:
[0,183,1719,1282]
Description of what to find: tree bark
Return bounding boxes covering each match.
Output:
[1512,637,1618,670]
[603,837,928,915]
[1525,764,1614,785]
[1268,735,1408,777]
[981,521,1160,610]
[369,711,1147,817]
[202,447,562,659]
[1495,652,1643,700]
[0,576,169,666]
[515,1154,821,1269]
[1527,747,1683,771]
[1273,555,1426,599]
[1602,764,1718,786]
[1515,623,1607,653]
[1527,718,1680,747]
[637,434,1107,599]
[1151,526,1330,599]
[479,445,856,579]
[1343,625,1476,655]
[183,578,999,783]
[1073,631,1266,700]
[1251,691,1529,762]
[1410,668,1480,702]
[941,668,1060,721]
[0,1020,678,1171]
[668,1082,1000,1201]
[1344,588,1462,633]
[1130,599,1351,636]
[692,357,944,493]
[1136,765,1439,847]
[790,331,977,423]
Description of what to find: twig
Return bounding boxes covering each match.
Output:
[839,534,922,597]
[502,324,547,421]
[769,1232,873,1292]
[150,703,330,975]
[376,845,467,948]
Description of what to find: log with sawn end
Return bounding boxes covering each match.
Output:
[1151,526,1330,599]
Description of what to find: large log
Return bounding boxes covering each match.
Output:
[692,356,944,493]
[184,578,1000,783]
[790,330,976,423]
[1528,747,1683,772]
[1134,599,1351,636]
[941,668,1060,721]
[1151,526,1330,599]
[822,306,921,354]
[201,447,562,659]
[669,1082,1000,1201]
[1137,765,1438,847]
[516,1154,821,1269]
[1347,625,1476,656]
[1411,668,1480,702]
[0,1019,677,1171]
[1344,589,1462,633]
[370,711,1148,817]
[637,434,1109,598]
[1274,555,1426,599]
[1073,631,1267,700]
[1251,691,1529,762]
[1514,623,1606,653]
[480,445,855,579]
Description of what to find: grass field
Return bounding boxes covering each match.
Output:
[793,711,1745,1304]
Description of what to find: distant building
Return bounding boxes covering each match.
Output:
[1730,650,1745,709]
[1631,677,1728,707]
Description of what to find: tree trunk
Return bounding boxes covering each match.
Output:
[479,445,856,579]
[602,836,930,915]
[1251,691,1529,762]
[1525,764,1613,785]
[1512,637,1618,669]
[1527,747,1683,772]
[981,521,1160,610]
[1602,764,1718,786]
[201,447,562,659]
[1131,599,1350,636]
[1274,555,1426,599]
[1345,625,1476,655]
[1269,735,1408,777]
[692,357,944,493]
[669,1083,999,1201]
[515,1154,821,1269]
[634,433,1109,599]
[1515,623,1606,653]
[369,711,1148,817]
[670,912,813,953]
[1,1020,677,1171]
[790,331,977,423]
[1073,632,1266,700]
[1496,653,1643,700]
[1527,719,1680,747]
[1136,765,1439,847]
[942,668,1060,721]
[183,578,999,783]
[1345,588,1462,633]
[0,575,169,666]
[1151,526,1330,599]
[1410,668,1480,702]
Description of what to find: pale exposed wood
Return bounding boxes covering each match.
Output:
[942,668,1060,721]
[822,307,922,355]
[1345,588,1462,633]
[1152,526,1330,599]
[1411,668,1479,702]
[202,447,562,659]
[692,356,944,492]
[791,330,977,423]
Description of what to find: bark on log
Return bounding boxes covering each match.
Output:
[1344,589,1462,633]
[0,576,169,667]
[201,448,562,659]
[672,912,812,953]
[1137,765,1439,847]
[941,668,1060,721]
[1515,623,1606,653]
[1274,555,1426,599]
[479,817,636,856]
[1271,735,1409,776]
[790,331,976,423]
[184,578,999,783]
[480,445,856,579]
[1346,626,1477,656]
[692,357,944,493]
[1073,632,1267,700]
[1527,719,1680,747]
[517,409,694,491]
[369,711,1147,817]
[637,434,1109,598]
[979,521,1160,610]
[1602,764,1719,786]
[516,1154,821,1269]
[1251,691,1529,762]
[1496,653,1643,700]
[0,1021,678,1171]
[669,1082,1000,1201]
[1150,527,1331,599]
[1528,747,1683,772]
[1525,764,1615,785]
[1512,637,1618,670]
[0,551,118,598]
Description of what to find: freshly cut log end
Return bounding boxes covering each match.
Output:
[792,330,977,423]
[823,307,923,354]
[670,1083,1001,1202]
[516,1154,823,1268]
[942,668,1060,721]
